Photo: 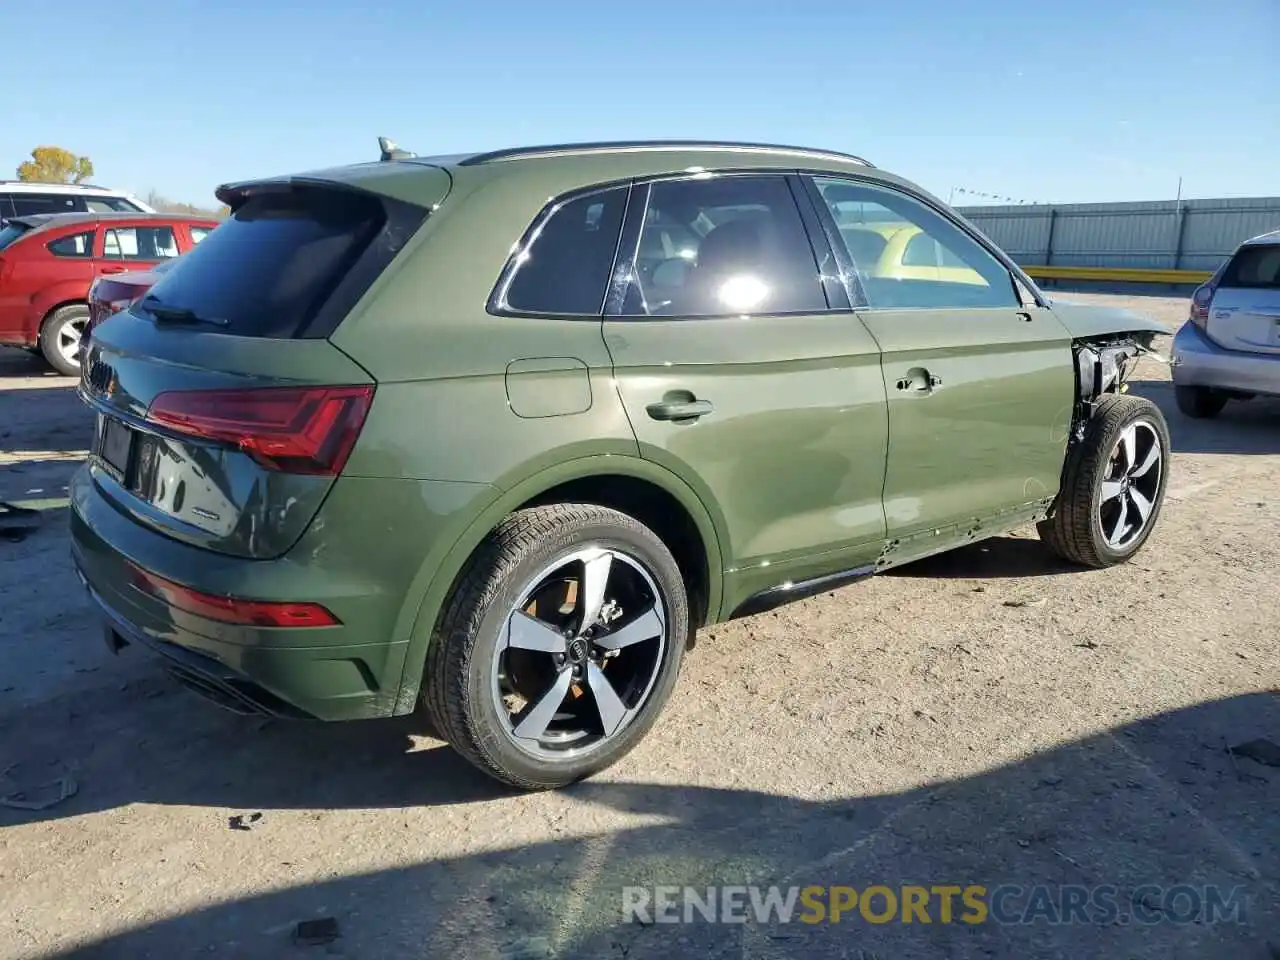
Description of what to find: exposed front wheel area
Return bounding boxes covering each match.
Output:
[38,304,90,377]
[423,504,688,790]
[1098,419,1163,550]
[1038,394,1171,568]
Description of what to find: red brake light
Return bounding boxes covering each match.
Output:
[130,564,340,628]
[146,384,375,475]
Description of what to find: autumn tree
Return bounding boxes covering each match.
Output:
[16,146,94,184]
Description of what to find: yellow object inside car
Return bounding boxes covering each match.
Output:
[839,222,987,286]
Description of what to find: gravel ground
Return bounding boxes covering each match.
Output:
[0,293,1277,960]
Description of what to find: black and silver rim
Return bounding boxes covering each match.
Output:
[1099,419,1162,549]
[57,316,86,369]
[490,546,668,761]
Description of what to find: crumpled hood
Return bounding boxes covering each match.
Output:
[1046,299,1171,340]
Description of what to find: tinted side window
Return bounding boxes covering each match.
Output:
[47,231,93,258]
[86,197,136,213]
[1220,245,1280,290]
[622,175,826,317]
[812,178,1018,310]
[498,187,628,315]
[102,226,180,260]
[10,194,86,216]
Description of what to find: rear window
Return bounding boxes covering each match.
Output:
[0,222,31,251]
[1220,244,1280,290]
[138,187,395,338]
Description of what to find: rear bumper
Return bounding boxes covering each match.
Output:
[80,571,313,718]
[69,466,411,722]
[1171,321,1280,396]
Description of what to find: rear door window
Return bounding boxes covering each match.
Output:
[102,226,180,260]
[621,174,828,317]
[1220,245,1280,290]
[493,187,629,315]
[138,187,389,338]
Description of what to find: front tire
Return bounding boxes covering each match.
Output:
[423,504,689,790]
[1038,394,1170,568]
[38,304,89,377]
[1174,384,1228,419]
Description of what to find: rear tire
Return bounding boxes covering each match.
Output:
[423,504,688,790]
[1174,384,1227,419]
[38,304,89,377]
[1038,394,1170,568]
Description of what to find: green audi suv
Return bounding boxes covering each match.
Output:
[71,139,1170,789]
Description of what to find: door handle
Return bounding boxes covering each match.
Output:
[100,266,126,274]
[1016,311,1033,322]
[895,368,941,392]
[646,398,714,422]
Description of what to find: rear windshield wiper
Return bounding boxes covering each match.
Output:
[140,295,229,327]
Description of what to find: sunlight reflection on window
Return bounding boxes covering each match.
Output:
[716,275,769,311]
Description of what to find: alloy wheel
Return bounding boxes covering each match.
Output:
[1098,419,1163,549]
[57,317,86,369]
[490,546,668,761]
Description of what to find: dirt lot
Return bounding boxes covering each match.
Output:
[1,293,1277,960]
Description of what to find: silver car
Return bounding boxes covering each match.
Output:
[1172,229,1280,418]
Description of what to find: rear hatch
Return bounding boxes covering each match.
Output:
[1207,241,1280,354]
[79,163,449,559]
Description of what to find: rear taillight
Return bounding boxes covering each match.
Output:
[85,295,136,342]
[146,384,375,475]
[130,564,340,628]
[1189,280,1215,331]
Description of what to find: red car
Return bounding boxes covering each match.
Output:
[0,211,218,375]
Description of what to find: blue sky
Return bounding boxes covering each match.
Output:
[2,0,1276,207]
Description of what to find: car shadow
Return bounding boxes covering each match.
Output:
[885,533,1081,580]
[29,692,1279,959]
[1130,379,1280,456]
[0,345,65,379]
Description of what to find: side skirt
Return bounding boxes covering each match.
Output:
[726,501,1055,620]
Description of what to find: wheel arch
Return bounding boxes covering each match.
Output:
[9,296,88,346]
[392,454,727,714]
[40,297,90,331]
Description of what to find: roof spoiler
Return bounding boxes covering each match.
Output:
[378,137,416,162]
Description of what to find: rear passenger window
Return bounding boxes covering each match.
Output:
[621,175,827,317]
[812,177,1018,310]
[496,187,628,315]
[47,231,93,258]
[103,226,180,260]
[1220,245,1280,290]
